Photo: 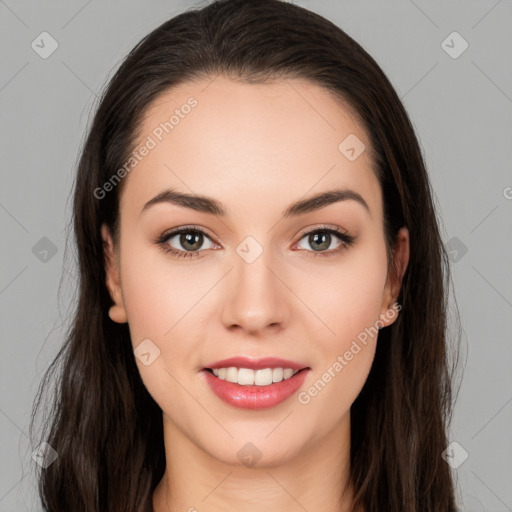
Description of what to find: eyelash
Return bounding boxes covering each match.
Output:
[155,224,356,260]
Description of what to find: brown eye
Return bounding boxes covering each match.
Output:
[177,231,204,251]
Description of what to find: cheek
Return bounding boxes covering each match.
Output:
[118,231,201,341]
[302,240,388,348]
[120,226,389,351]
[118,249,204,415]
[297,239,387,402]
[297,264,386,420]
[333,262,387,336]
[118,240,213,406]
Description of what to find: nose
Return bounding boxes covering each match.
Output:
[220,249,288,336]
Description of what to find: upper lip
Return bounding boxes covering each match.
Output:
[204,357,309,371]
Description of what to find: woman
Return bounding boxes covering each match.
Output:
[31,0,461,510]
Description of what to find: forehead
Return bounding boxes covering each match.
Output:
[120,75,381,221]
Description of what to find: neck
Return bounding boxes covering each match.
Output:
[152,411,359,512]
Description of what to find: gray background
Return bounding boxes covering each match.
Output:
[1,0,511,510]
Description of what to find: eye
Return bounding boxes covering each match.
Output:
[156,224,356,260]
[294,225,356,257]
[156,226,217,259]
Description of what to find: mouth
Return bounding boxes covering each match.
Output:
[202,366,310,386]
[201,365,311,410]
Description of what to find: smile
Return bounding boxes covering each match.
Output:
[207,366,301,386]
[202,367,310,410]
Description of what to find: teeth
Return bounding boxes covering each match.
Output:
[283,368,294,380]
[226,367,238,383]
[272,368,283,382]
[211,367,300,386]
[238,368,255,385]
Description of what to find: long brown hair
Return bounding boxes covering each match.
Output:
[30,0,462,510]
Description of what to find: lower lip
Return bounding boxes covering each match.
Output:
[202,369,310,410]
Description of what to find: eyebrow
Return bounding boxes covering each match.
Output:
[140,187,370,218]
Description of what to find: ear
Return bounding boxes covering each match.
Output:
[101,223,128,324]
[379,226,409,328]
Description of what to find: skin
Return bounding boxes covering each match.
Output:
[102,75,409,512]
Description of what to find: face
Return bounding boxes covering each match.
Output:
[102,75,409,467]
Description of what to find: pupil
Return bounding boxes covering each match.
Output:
[181,232,202,251]
[310,232,330,251]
